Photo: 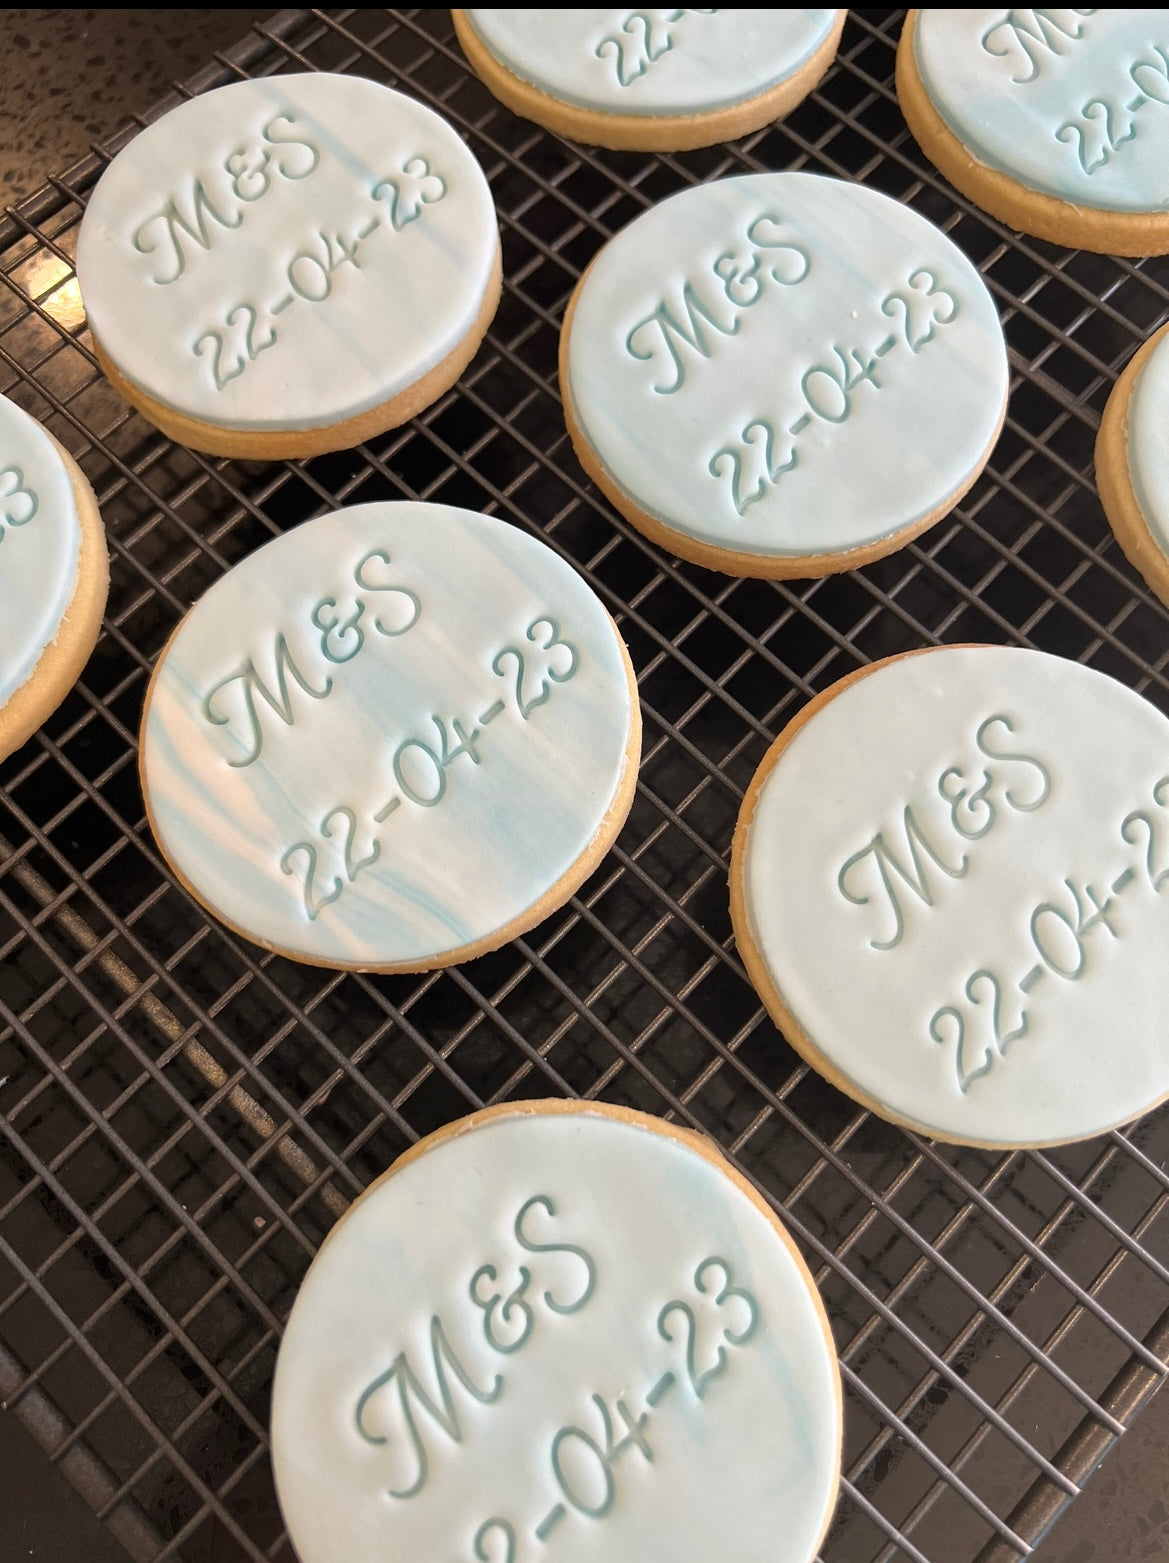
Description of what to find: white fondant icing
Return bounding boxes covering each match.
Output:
[75,74,497,432]
[739,646,1169,1145]
[270,1107,841,1563]
[1126,328,1169,555]
[0,394,82,705]
[464,10,840,117]
[141,503,636,968]
[914,10,1169,214]
[566,172,1007,560]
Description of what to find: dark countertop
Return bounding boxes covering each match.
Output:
[0,9,1165,1563]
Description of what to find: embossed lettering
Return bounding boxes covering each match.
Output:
[626,282,739,394]
[980,8,1095,83]
[469,1264,534,1355]
[594,10,717,87]
[514,1194,596,1314]
[975,713,1051,811]
[133,179,243,284]
[838,806,969,951]
[0,465,38,535]
[354,1315,502,1500]
[261,113,321,179]
[202,633,332,767]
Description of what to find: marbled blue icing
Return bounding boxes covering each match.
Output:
[270,1107,841,1563]
[1127,327,1169,555]
[915,10,1169,213]
[75,74,497,431]
[0,394,81,705]
[464,10,840,116]
[740,646,1169,1146]
[566,172,1007,559]
[141,504,636,968]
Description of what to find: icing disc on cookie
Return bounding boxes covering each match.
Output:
[271,1103,842,1563]
[731,646,1169,1147]
[75,73,497,433]
[462,10,841,117]
[0,394,82,705]
[913,10,1169,215]
[563,172,1007,570]
[140,503,639,970]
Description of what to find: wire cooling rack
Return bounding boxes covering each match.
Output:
[1,9,1168,1562]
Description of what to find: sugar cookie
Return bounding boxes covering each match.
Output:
[1096,321,1169,608]
[897,10,1169,256]
[0,394,108,762]
[76,73,501,458]
[452,10,846,151]
[270,1100,842,1563]
[730,645,1169,1147]
[561,172,1007,577]
[140,503,640,971]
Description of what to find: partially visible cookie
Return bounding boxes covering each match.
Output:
[561,171,1008,578]
[897,10,1169,256]
[140,502,641,972]
[271,1099,843,1563]
[1096,321,1169,607]
[76,73,501,459]
[452,9,846,151]
[0,394,108,762]
[730,645,1169,1148]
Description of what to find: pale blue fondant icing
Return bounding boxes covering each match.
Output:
[566,172,1007,559]
[464,10,841,117]
[741,646,1169,1145]
[915,10,1169,214]
[140,503,636,967]
[0,394,81,704]
[270,1109,841,1563]
[1126,327,1169,555]
[75,74,497,432]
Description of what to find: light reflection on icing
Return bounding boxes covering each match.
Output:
[0,394,81,704]
[914,10,1169,213]
[740,646,1169,1145]
[463,10,840,117]
[141,503,635,967]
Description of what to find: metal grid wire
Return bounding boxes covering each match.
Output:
[0,8,1167,1561]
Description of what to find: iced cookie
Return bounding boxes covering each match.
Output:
[140,502,640,971]
[1096,321,1169,607]
[452,10,846,151]
[561,172,1008,578]
[0,394,109,762]
[897,10,1169,256]
[270,1100,842,1563]
[730,645,1169,1148]
[75,73,501,459]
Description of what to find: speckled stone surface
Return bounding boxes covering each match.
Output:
[1040,1382,1169,1561]
[0,9,275,207]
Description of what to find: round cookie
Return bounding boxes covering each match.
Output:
[1096,321,1169,607]
[140,502,640,972]
[897,10,1169,256]
[0,394,108,762]
[75,73,501,459]
[452,10,847,152]
[730,645,1169,1148]
[270,1100,843,1563]
[560,172,1008,578]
